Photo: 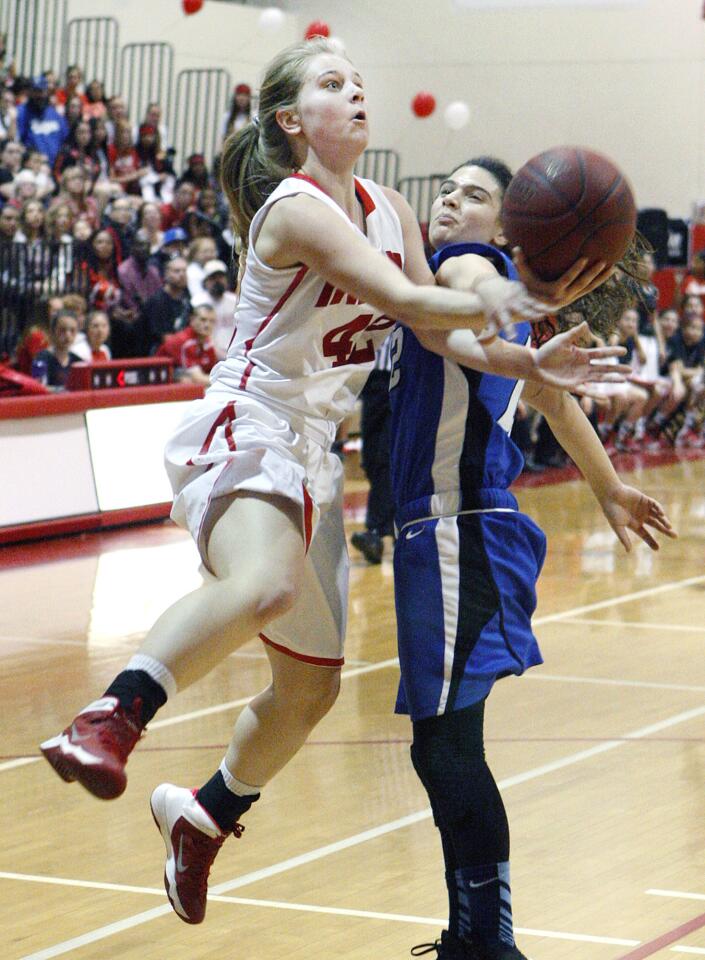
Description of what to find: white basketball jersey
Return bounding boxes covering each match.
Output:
[209,174,405,426]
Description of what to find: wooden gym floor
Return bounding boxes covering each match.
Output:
[2,452,705,959]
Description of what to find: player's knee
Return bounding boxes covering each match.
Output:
[291,667,341,728]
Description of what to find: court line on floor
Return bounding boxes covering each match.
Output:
[528,674,705,694]
[17,700,705,960]
[670,949,705,956]
[560,618,705,634]
[615,912,705,959]
[648,890,705,902]
[5,572,705,776]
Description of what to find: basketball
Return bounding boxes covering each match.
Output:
[502,146,637,281]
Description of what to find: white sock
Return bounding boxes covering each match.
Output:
[219,759,262,796]
[126,653,177,700]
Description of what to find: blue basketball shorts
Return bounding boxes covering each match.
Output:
[393,508,546,722]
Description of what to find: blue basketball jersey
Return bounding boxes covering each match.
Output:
[389,242,529,526]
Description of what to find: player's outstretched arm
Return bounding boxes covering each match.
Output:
[257,193,546,334]
[524,382,677,551]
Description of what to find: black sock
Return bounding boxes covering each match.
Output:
[196,770,260,833]
[104,670,167,727]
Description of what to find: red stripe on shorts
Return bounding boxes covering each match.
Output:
[259,632,344,667]
[238,264,309,391]
[190,401,237,462]
[302,483,314,553]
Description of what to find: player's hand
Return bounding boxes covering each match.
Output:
[513,249,615,311]
[533,320,632,394]
[599,483,677,552]
[473,275,550,341]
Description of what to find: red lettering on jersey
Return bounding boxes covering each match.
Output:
[315,251,402,309]
[323,312,396,367]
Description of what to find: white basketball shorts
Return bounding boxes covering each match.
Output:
[164,389,348,666]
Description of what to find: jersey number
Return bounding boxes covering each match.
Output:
[322,313,394,367]
[388,325,404,390]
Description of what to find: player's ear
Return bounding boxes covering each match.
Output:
[493,218,508,248]
[276,107,302,137]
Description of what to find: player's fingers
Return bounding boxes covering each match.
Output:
[613,524,632,553]
[584,346,627,359]
[646,517,678,538]
[553,257,591,291]
[634,525,660,551]
[565,259,606,294]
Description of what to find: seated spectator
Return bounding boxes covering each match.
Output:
[64,95,84,129]
[41,69,59,104]
[132,102,169,151]
[14,295,63,374]
[55,65,88,114]
[676,250,705,311]
[135,123,174,202]
[83,79,107,121]
[82,228,122,313]
[0,88,17,141]
[140,255,190,354]
[155,226,187,275]
[192,258,237,359]
[595,307,650,453]
[0,201,19,243]
[108,121,147,195]
[52,166,99,231]
[179,153,212,192]
[221,82,251,145]
[156,303,217,385]
[196,185,226,229]
[32,308,81,387]
[683,293,704,321]
[103,195,135,260]
[186,235,217,299]
[160,180,195,231]
[118,228,163,315]
[15,198,45,248]
[0,139,24,200]
[86,308,111,360]
[89,116,110,181]
[16,76,67,166]
[0,33,16,90]
[60,292,89,359]
[8,168,38,209]
[22,149,54,200]
[54,118,100,183]
[139,200,164,254]
[104,94,129,144]
[668,314,705,448]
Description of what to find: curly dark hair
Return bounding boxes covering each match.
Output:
[554,233,652,340]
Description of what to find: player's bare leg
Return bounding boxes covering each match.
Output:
[40,492,307,798]
[152,645,341,923]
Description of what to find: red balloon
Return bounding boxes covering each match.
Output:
[182,0,203,14]
[412,92,436,118]
[304,20,330,39]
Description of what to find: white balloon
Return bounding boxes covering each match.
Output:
[258,7,285,33]
[444,100,471,131]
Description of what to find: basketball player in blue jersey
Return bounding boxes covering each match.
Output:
[389,157,677,960]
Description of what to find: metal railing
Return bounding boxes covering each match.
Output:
[0,241,90,357]
[2,0,67,80]
[62,17,119,93]
[355,149,400,188]
[120,43,174,141]
[169,68,231,168]
[397,174,447,224]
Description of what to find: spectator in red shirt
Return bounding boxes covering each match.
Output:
[160,181,195,231]
[156,303,217,385]
[14,295,62,374]
[56,65,88,111]
[83,80,107,121]
[108,121,147,195]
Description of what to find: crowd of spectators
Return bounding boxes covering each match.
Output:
[2,46,705,465]
[513,250,705,469]
[0,53,251,384]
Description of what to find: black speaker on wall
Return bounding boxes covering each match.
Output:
[637,208,669,267]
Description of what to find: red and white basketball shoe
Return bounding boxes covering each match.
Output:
[150,783,243,924]
[39,696,143,799]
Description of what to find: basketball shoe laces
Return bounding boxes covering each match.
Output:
[88,697,143,760]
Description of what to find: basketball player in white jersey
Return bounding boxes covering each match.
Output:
[40,40,624,927]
